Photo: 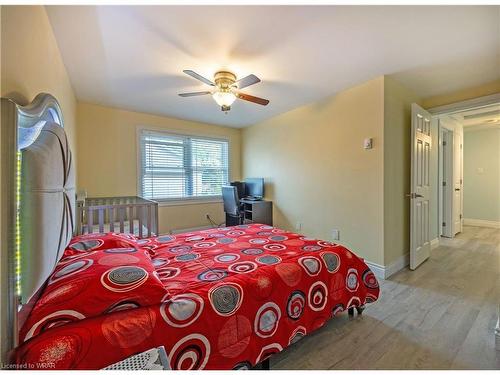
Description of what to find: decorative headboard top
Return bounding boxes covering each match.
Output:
[1,93,75,354]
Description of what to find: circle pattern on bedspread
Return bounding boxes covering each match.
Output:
[241,248,263,255]
[102,307,156,348]
[302,244,322,252]
[103,247,137,254]
[24,310,86,341]
[286,291,306,320]
[268,235,288,242]
[218,315,252,358]
[169,334,211,370]
[101,266,148,292]
[249,238,268,245]
[263,243,286,251]
[362,269,379,289]
[157,235,176,243]
[214,253,240,263]
[289,326,307,345]
[346,268,359,292]
[254,302,281,338]
[255,343,283,363]
[308,281,328,311]
[276,263,302,287]
[152,258,169,267]
[169,245,192,254]
[160,293,204,327]
[298,256,322,276]
[321,252,340,273]
[228,261,257,274]
[175,253,200,262]
[233,361,252,370]
[194,241,216,249]
[69,239,103,252]
[49,259,93,284]
[209,283,243,316]
[256,255,281,265]
[20,328,91,368]
[105,300,140,314]
[217,237,236,244]
[157,267,180,280]
[332,303,345,317]
[197,269,227,282]
[317,240,335,247]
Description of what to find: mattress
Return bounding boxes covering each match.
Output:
[13,224,380,370]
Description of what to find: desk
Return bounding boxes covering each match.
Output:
[240,199,273,226]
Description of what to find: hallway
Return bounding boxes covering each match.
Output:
[273,225,500,369]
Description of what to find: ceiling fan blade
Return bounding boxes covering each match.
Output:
[178,91,212,97]
[235,74,261,89]
[183,70,215,86]
[236,92,269,106]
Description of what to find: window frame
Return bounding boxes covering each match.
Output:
[136,126,231,205]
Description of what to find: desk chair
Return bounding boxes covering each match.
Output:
[222,185,244,226]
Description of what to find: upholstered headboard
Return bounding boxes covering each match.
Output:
[20,121,76,303]
[0,93,75,355]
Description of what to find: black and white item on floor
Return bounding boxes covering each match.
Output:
[102,346,170,370]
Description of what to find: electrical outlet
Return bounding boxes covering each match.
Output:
[332,229,340,241]
[295,222,302,231]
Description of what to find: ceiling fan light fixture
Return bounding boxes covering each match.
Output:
[212,89,236,107]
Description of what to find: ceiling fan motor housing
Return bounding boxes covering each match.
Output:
[214,71,236,89]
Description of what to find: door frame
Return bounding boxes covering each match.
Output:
[427,93,499,240]
[438,126,454,237]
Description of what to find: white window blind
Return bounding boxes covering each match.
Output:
[139,130,229,201]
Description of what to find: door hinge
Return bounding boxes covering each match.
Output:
[460,214,462,219]
[443,141,447,146]
[442,181,446,186]
[442,222,446,227]
[460,179,462,185]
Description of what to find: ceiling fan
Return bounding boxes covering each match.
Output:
[179,70,270,112]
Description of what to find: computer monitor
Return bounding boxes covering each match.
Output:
[244,178,264,199]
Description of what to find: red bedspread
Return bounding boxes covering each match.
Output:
[13,224,379,370]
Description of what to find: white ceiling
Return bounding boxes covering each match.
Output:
[46,6,500,128]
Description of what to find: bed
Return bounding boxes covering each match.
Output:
[3,93,380,370]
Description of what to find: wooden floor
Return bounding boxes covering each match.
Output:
[273,225,500,369]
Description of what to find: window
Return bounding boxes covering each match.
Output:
[139,129,229,201]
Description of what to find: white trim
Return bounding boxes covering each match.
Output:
[431,237,440,249]
[495,315,500,351]
[365,239,438,280]
[158,198,222,207]
[364,252,410,280]
[168,224,215,235]
[463,218,500,229]
[428,93,500,116]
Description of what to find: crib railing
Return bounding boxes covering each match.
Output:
[76,196,158,238]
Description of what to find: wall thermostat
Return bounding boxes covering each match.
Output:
[363,138,373,149]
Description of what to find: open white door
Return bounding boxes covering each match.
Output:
[452,130,463,235]
[410,104,433,270]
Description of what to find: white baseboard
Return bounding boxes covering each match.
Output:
[365,237,439,280]
[431,237,440,249]
[463,218,500,229]
[496,316,500,351]
[364,252,410,280]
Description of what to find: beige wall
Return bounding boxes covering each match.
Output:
[76,102,241,234]
[243,77,386,265]
[0,5,77,362]
[463,128,500,222]
[383,77,422,265]
[1,5,77,157]
[422,79,500,109]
